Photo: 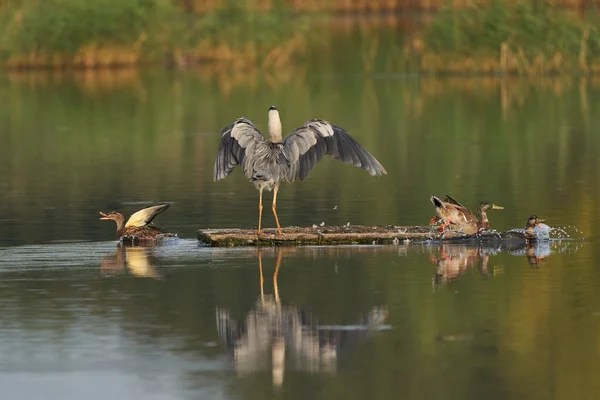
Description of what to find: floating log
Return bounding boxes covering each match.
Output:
[197,225,441,247]
[196,224,551,247]
[438,230,542,245]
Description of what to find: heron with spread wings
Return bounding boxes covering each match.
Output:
[214,106,387,235]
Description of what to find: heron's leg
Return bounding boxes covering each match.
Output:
[272,251,285,387]
[429,216,440,225]
[272,183,282,235]
[258,250,265,304]
[258,187,264,235]
[274,250,283,304]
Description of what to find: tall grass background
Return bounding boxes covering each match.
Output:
[0,0,599,73]
[416,0,600,73]
[0,0,313,69]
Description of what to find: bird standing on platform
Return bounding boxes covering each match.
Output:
[214,106,387,235]
[430,195,504,235]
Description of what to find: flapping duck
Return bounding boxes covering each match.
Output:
[99,203,176,242]
[430,195,504,235]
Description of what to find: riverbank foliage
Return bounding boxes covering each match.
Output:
[0,0,312,69]
[416,0,600,74]
[1,0,600,74]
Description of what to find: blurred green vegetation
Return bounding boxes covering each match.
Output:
[2,0,173,54]
[0,0,312,68]
[0,0,174,65]
[1,0,599,73]
[196,0,303,48]
[418,0,600,73]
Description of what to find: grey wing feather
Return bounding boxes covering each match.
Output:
[125,204,170,228]
[214,117,271,181]
[283,119,387,182]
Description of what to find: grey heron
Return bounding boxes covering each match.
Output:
[214,106,387,235]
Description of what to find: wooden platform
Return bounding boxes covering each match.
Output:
[196,224,549,247]
[197,225,441,247]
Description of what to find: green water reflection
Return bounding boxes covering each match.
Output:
[1,71,599,245]
[0,242,596,399]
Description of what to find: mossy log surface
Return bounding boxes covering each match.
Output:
[196,225,545,247]
[197,225,441,247]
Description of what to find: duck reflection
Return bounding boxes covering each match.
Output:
[100,243,163,279]
[216,249,389,387]
[511,240,553,266]
[431,240,565,287]
[431,243,493,287]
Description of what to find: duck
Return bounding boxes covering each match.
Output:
[520,215,550,239]
[500,215,551,243]
[430,195,504,235]
[99,203,177,242]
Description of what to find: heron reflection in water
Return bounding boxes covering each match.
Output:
[216,249,389,387]
[100,244,163,280]
[214,106,387,235]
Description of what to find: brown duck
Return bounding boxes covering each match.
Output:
[99,203,176,242]
[430,195,504,235]
[524,215,548,238]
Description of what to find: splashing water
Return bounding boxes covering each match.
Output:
[549,225,584,240]
[504,224,583,241]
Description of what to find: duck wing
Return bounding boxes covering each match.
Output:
[443,195,466,208]
[125,204,170,228]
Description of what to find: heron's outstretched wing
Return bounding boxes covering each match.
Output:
[283,119,387,182]
[214,117,272,181]
[125,204,170,228]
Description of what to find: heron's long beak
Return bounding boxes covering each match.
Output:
[99,212,110,220]
[491,205,504,210]
[537,218,546,223]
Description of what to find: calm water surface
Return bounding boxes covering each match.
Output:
[1,52,600,398]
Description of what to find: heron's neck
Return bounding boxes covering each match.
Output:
[268,111,283,143]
